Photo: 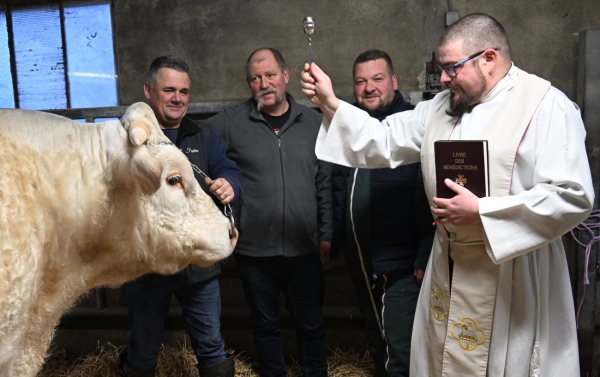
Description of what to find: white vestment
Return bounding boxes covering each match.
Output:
[315,66,594,377]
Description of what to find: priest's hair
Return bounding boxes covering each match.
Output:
[439,13,512,61]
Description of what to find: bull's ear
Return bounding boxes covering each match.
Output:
[131,155,162,195]
[114,149,162,195]
[129,120,150,146]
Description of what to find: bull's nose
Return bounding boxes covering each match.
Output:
[229,226,239,247]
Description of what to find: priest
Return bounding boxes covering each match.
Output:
[301,13,594,377]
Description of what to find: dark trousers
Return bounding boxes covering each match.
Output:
[345,251,420,377]
[235,253,327,377]
[343,245,388,377]
[381,274,420,377]
[124,274,226,370]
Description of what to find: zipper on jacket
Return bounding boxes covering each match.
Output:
[278,134,285,255]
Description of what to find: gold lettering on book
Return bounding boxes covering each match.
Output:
[442,164,478,170]
[451,318,486,351]
[430,287,449,321]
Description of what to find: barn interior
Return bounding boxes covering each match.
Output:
[1,0,600,375]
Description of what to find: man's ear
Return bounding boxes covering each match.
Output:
[392,75,399,91]
[283,68,290,84]
[143,82,151,100]
[480,49,499,68]
[481,49,498,75]
[482,49,498,63]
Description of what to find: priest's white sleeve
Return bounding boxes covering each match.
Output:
[479,87,595,264]
[315,100,428,168]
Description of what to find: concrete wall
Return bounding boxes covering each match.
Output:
[114,0,600,105]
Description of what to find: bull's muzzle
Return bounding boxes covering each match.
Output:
[229,226,238,247]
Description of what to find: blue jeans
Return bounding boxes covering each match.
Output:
[381,274,420,377]
[235,253,327,377]
[124,273,226,370]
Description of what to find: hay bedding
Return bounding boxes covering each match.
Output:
[37,343,375,377]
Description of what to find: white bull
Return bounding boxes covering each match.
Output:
[0,102,237,377]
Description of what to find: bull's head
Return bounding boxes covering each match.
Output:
[115,102,237,273]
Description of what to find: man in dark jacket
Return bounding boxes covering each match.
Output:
[331,50,435,377]
[207,48,333,377]
[120,56,242,377]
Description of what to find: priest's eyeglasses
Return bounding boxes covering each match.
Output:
[437,49,497,78]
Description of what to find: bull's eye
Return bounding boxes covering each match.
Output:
[167,175,181,186]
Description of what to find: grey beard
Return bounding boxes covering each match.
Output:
[255,87,281,111]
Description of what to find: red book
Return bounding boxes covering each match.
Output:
[434,140,489,198]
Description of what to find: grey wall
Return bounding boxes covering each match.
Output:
[113,0,600,105]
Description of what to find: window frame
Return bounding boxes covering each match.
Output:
[1,0,118,110]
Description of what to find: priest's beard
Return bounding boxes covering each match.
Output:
[255,86,283,111]
[445,66,487,117]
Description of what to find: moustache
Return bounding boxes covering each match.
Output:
[444,83,460,91]
[258,87,278,97]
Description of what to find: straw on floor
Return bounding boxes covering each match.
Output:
[37,342,375,377]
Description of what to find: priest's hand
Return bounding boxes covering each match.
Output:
[301,63,340,122]
[431,179,481,226]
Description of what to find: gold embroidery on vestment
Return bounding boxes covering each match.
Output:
[451,317,486,351]
[430,287,448,321]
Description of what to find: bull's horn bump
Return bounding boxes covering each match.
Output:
[129,120,150,146]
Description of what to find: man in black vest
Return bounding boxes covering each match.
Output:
[120,56,242,377]
[330,50,435,377]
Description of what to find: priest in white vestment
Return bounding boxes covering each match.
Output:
[301,13,594,377]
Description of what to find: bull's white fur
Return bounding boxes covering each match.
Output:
[0,102,236,377]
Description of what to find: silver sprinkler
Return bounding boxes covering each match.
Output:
[302,17,315,64]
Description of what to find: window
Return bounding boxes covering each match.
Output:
[0,1,117,110]
[0,11,14,108]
